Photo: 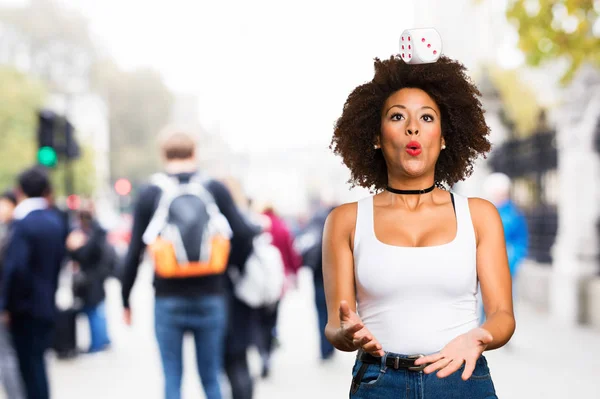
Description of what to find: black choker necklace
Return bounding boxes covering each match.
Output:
[385,183,435,195]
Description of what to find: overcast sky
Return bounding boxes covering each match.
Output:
[47,0,415,152]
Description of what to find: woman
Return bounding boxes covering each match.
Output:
[323,55,514,398]
[67,207,113,353]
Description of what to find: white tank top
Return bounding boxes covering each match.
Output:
[353,193,479,355]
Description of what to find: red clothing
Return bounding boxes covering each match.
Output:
[263,211,301,277]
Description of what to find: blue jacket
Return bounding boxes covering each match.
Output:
[497,200,529,277]
[0,208,67,321]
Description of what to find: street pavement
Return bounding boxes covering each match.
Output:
[6,265,600,398]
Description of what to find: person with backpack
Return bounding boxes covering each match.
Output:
[67,204,114,354]
[120,128,258,399]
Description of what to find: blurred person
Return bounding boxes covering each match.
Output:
[0,167,68,399]
[67,203,114,353]
[0,190,25,399]
[324,55,514,397]
[121,128,258,399]
[254,204,302,378]
[294,199,336,362]
[481,172,528,323]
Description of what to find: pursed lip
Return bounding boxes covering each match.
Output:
[406,141,422,156]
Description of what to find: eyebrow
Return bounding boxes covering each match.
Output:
[385,105,439,116]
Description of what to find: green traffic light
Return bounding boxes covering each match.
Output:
[37,146,57,167]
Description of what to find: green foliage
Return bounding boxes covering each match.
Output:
[506,0,600,83]
[489,67,543,136]
[49,142,96,196]
[0,67,45,190]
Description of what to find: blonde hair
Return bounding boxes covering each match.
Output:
[158,127,197,160]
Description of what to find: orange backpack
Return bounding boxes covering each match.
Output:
[142,174,232,278]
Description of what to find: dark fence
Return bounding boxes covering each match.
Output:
[489,130,558,264]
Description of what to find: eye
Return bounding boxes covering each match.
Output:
[422,114,434,122]
[390,113,405,121]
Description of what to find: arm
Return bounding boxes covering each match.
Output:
[322,203,383,356]
[0,224,30,313]
[121,185,160,309]
[473,198,516,349]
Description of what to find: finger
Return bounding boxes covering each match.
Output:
[352,334,373,347]
[343,322,364,337]
[423,357,451,374]
[361,339,383,355]
[461,359,476,381]
[414,352,443,366]
[437,359,464,379]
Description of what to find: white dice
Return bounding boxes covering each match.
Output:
[400,28,443,64]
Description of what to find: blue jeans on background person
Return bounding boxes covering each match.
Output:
[83,302,111,353]
[154,295,227,399]
[10,316,54,399]
[314,274,334,360]
[350,353,497,398]
[0,322,25,399]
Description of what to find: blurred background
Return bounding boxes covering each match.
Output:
[0,0,599,397]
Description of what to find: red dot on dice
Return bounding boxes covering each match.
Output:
[428,44,431,48]
[422,38,425,42]
[402,53,405,57]
[409,54,412,58]
[433,50,437,55]
[409,45,411,49]
[402,37,404,41]
[402,45,404,49]
[408,37,411,41]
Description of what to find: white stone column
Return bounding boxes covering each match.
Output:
[550,66,600,325]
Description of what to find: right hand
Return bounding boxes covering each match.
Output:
[338,300,384,357]
[123,308,132,326]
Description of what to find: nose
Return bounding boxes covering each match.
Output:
[406,128,419,136]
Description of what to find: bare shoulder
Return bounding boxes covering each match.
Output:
[467,197,502,241]
[325,202,358,234]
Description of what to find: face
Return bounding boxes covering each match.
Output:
[378,88,444,179]
[0,198,15,224]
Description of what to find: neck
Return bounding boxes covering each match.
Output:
[386,177,435,193]
[164,159,197,174]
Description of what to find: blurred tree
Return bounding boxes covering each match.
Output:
[0,67,96,195]
[489,66,542,136]
[92,60,174,185]
[505,0,600,83]
[0,67,44,190]
[0,0,95,93]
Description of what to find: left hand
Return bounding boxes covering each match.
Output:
[413,327,493,380]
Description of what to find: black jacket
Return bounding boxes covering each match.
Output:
[70,221,112,308]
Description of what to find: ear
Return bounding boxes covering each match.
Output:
[373,136,381,149]
[441,137,446,149]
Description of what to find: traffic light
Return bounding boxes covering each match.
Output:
[37,146,58,167]
[114,178,132,196]
[36,110,80,167]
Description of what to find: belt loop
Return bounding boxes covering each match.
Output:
[380,351,388,372]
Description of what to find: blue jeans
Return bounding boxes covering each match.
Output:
[154,295,227,399]
[83,302,111,352]
[350,353,497,398]
[314,276,334,359]
[0,323,25,399]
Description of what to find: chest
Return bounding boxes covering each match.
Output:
[373,206,457,248]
